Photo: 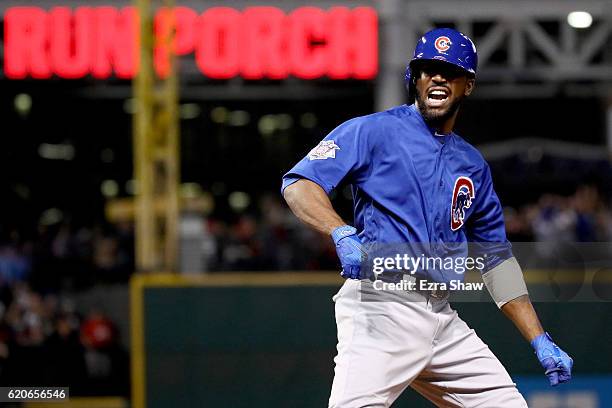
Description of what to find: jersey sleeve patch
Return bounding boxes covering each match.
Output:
[308,140,340,160]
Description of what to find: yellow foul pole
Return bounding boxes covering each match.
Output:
[133,0,180,273]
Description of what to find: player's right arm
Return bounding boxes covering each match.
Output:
[283,179,366,280]
[283,179,367,279]
[282,179,345,236]
[281,118,372,279]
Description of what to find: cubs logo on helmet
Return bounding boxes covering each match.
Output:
[405,28,478,85]
[434,36,452,52]
[451,176,475,231]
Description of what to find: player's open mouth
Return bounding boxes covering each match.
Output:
[427,87,450,107]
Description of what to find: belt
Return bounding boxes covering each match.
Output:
[403,274,450,300]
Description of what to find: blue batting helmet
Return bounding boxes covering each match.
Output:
[405,28,478,84]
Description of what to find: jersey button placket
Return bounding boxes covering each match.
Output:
[438,181,444,231]
[436,146,446,243]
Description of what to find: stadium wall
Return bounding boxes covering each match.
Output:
[130,273,612,408]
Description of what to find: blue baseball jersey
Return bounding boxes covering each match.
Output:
[282,104,511,281]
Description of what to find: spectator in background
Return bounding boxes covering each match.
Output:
[572,185,601,241]
[503,207,534,242]
[0,281,127,395]
[45,312,87,391]
[91,223,134,284]
[505,185,611,244]
[0,233,31,287]
[0,303,10,381]
[2,284,48,385]
[222,215,260,270]
[532,194,577,243]
[80,310,129,396]
[207,194,338,272]
[596,210,612,241]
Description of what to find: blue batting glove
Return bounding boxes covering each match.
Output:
[531,332,573,386]
[331,225,368,280]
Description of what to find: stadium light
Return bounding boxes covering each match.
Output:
[258,115,278,136]
[567,11,593,28]
[38,143,75,160]
[180,104,201,120]
[299,113,317,129]
[210,106,229,124]
[14,93,32,116]
[228,110,250,127]
[101,180,119,198]
[39,208,63,225]
[276,114,293,130]
[228,191,250,212]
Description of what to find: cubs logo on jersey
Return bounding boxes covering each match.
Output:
[434,36,452,52]
[451,176,475,231]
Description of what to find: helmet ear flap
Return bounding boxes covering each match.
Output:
[410,61,423,84]
[407,75,417,104]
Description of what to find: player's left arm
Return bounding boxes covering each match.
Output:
[467,163,573,386]
[500,296,572,386]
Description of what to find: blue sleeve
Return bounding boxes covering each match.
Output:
[466,163,513,271]
[281,117,370,195]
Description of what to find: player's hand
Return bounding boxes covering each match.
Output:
[331,225,368,280]
[531,332,573,386]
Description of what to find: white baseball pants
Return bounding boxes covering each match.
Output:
[328,279,528,408]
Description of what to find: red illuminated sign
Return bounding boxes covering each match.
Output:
[3,6,378,80]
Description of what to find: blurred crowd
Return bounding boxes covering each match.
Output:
[0,282,128,394]
[1,185,611,281]
[0,223,130,393]
[504,185,612,243]
[198,186,612,271]
[196,194,339,272]
[0,221,134,291]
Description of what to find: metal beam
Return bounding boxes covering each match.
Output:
[401,0,612,19]
[396,1,612,87]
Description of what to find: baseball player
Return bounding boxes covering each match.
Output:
[281,28,573,407]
